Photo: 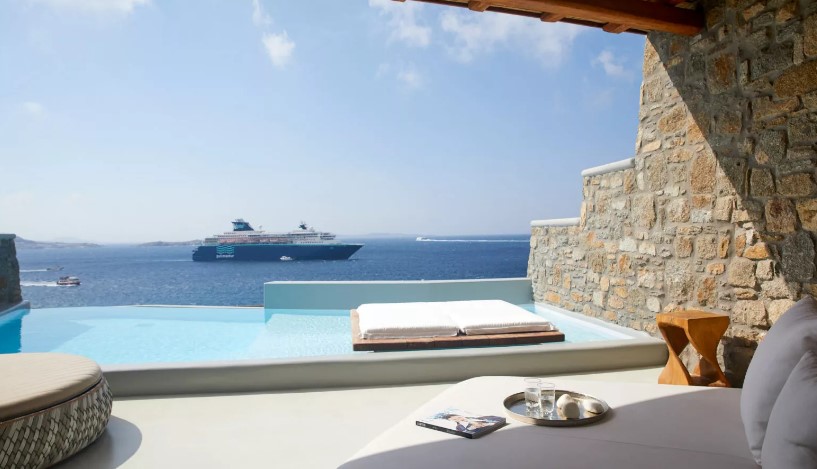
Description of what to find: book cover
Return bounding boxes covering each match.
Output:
[416,408,506,439]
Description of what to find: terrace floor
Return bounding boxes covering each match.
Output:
[56,366,663,469]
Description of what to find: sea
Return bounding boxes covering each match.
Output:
[17,236,531,308]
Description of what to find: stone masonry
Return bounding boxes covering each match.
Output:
[529,0,817,385]
[0,234,22,309]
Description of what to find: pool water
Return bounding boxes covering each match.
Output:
[0,304,632,365]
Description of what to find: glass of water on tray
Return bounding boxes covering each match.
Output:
[524,378,543,417]
[540,382,556,414]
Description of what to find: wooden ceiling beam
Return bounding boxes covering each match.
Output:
[467,1,491,11]
[395,0,703,36]
[540,12,564,22]
[603,22,631,33]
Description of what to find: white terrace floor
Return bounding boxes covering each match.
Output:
[56,367,662,469]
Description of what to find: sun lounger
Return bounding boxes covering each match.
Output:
[352,300,565,351]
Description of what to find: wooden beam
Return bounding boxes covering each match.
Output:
[540,12,564,22]
[402,0,704,36]
[603,22,630,33]
[467,0,491,11]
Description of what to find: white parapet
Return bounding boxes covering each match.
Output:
[580,157,636,178]
[530,217,581,227]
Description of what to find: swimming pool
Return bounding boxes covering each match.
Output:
[0,304,634,365]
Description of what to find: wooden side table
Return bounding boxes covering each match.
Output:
[656,310,731,387]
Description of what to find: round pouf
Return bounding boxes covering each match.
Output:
[0,353,113,469]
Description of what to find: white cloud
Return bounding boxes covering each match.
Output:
[21,101,45,117]
[439,11,583,66]
[397,66,424,89]
[593,50,634,79]
[27,0,149,14]
[368,0,431,47]
[252,0,272,27]
[376,62,425,90]
[262,32,295,68]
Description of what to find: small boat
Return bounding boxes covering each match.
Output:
[56,276,80,286]
[46,266,64,271]
[280,256,293,261]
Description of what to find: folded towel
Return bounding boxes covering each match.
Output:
[442,300,556,336]
[357,302,460,339]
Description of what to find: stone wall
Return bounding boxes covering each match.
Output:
[529,0,817,385]
[0,234,22,309]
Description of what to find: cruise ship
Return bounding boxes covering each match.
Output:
[191,220,363,262]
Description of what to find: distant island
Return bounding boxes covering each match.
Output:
[139,240,202,247]
[16,237,101,249]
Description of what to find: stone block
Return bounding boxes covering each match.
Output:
[645,154,668,191]
[778,172,816,197]
[750,168,775,196]
[761,277,794,299]
[752,96,800,122]
[796,199,817,230]
[707,262,726,275]
[774,60,817,98]
[619,237,638,252]
[744,242,771,260]
[719,236,731,259]
[697,235,718,259]
[715,196,735,221]
[666,260,694,301]
[765,198,798,233]
[788,115,817,145]
[752,42,794,79]
[708,52,737,94]
[729,257,757,287]
[806,14,817,58]
[781,231,816,281]
[755,130,787,164]
[735,288,759,300]
[607,296,624,309]
[545,292,561,304]
[666,198,691,223]
[647,297,661,313]
[756,260,775,280]
[733,300,768,327]
[696,277,717,306]
[676,236,694,258]
[691,152,717,194]
[658,106,687,134]
[768,299,797,324]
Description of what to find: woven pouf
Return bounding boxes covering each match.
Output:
[0,353,113,469]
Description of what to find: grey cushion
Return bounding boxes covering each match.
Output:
[762,351,817,468]
[741,296,817,464]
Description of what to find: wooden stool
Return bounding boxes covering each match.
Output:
[657,310,731,387]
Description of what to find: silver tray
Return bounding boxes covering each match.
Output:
[503,390,610,427]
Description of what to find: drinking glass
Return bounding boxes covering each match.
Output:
[523,378,543,416]
[540,382,556,414]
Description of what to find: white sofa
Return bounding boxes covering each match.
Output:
[340,376,756,469]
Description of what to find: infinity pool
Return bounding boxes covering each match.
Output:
[0,304,634,365]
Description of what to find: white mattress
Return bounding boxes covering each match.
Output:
[356,300,555,339]
[442,300,556,335]
[341,377,756,469]
[356,303,459,339]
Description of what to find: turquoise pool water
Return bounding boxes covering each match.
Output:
[0,304,633,365]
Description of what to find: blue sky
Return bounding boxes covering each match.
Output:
[0,0,646,243]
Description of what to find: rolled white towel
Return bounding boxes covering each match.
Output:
[556,393,580,419]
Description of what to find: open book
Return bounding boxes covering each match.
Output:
[416,408,506,439]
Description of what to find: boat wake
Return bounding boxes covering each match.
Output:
[21,281,61,287]
[21,269,49,273]
[416,237,527,243]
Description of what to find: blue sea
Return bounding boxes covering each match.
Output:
[17,236,531,308]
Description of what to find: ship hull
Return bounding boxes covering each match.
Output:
[191,243,363,262]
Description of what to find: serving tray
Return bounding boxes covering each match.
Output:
[503,390,610,427]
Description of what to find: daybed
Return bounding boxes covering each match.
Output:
[352,300,565,351]
[342,297,817,468]
[0,353,112,469]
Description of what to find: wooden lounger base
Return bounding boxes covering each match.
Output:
[351,310,566,352]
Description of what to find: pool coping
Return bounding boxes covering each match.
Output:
[101,301,667,397]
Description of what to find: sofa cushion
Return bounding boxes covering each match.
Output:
[0,352,103,422]
[341,377,756,469]
[762,350,817,468]
[740,296,817,464]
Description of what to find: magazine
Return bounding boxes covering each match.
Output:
[416,408,506,439]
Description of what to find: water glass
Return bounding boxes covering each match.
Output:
[540,382,556,414]
[523,378,543,416]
